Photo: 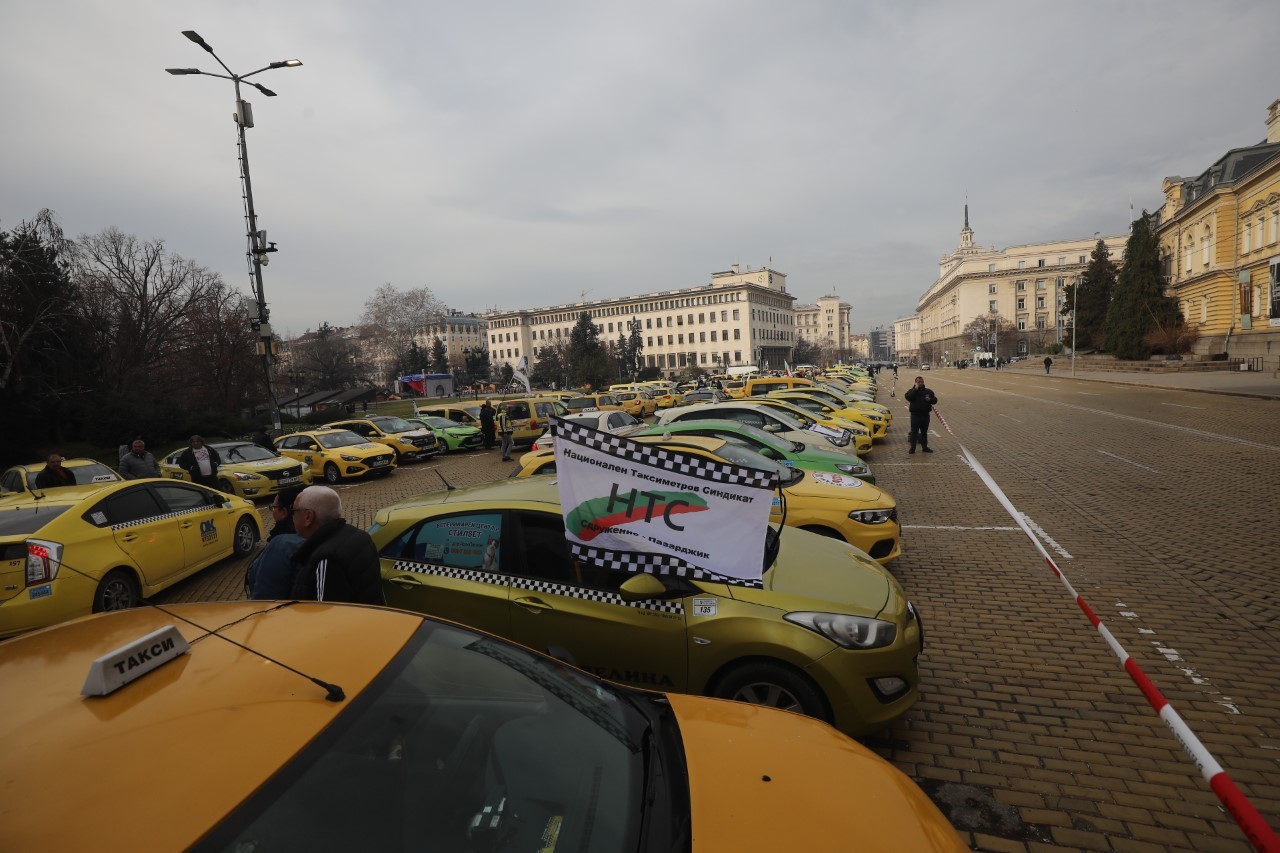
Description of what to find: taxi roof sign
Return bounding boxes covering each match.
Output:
[82,625,190,697]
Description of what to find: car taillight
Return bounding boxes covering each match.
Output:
[26,539,63,586]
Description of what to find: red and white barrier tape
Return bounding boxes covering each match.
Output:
[930,406,1279,852]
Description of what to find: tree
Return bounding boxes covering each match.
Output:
[389,340,428,384]
[792,338,821,368]
[530,341,569,389]
[294,323,366,388]
[459,346,490,386]
[567,311,610,389]
[626,318,644,377]
[962,313,1015,360]
[176,281,261,413]
[1064,238,1118,350]
[1104,213,1182,360]
[360,283,446,354]
[430,336,449,374]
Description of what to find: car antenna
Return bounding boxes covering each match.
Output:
[40,556,346,702]
[435,469,456,491]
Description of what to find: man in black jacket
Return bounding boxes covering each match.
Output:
[903,376,938,454]
[34,454,76,489]
[289,485,385,604]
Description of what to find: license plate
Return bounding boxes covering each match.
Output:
[280,476,300,485]
[372,458,390,467]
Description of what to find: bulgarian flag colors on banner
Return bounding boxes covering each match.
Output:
[551,418,778,586]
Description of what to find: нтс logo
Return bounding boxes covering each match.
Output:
[567,485,708,540]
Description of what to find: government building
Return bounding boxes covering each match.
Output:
[485,264,797,377]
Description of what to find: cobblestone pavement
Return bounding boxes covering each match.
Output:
[154,375,1280,850]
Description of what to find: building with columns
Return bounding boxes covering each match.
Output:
[794,294,852,352]
[893,314,920,365]
[916,207,1126,364]
[485,264,797,377]
[1154,98,1280,364]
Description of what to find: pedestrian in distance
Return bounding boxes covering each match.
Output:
[1044,356,1053,374]
[177,435,222,490]
[118,439,160,479]
[904,376,938,454]
[479,399,497,450]
[245,485,307,599]
[251,427,274,452]
[496,405,515,461]
[288,485,385,604]
[34,453,76,489]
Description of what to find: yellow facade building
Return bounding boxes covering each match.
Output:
[1155,98,1280,365]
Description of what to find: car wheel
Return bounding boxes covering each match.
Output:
[711,661,831,723]
[93,569,140,613]
[233,516,259,557]
[323,463,341,484]
[217,478,235,496]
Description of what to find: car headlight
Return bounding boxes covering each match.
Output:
[785,612,897,649]
[848,508,895,524]
[340,454,361,462]
[836,462,869,476]
[866,414,883,422]
[228,472,255,481]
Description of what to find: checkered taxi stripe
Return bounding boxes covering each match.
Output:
[550,417,779,491]
[390,559,685,614]
[569,543,765,589]
[111,505,208,530]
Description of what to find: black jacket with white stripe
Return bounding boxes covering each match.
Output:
[289,518,385,605]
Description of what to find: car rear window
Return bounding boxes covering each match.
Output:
[0,506,70,536]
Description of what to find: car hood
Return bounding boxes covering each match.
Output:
[669,694,965,851]
[784,470,892,507]
[728,530,891,616]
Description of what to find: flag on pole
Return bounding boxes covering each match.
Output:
[784,360,793,378]
[511,355,531,395]
[552,419,778,586]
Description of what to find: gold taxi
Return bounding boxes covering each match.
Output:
[274,429,397,484]
[770,391,889,439]
[0,602,963,851]
[1,459,122,497]
[516,435,900,563]
[158,441,310,499]
[322,415,440,463]
[563,392,624,414]
[0,480,262,639]
[613,389,658,418]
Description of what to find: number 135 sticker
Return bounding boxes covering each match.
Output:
[692,598,717,617]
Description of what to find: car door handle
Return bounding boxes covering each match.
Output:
[388,575,427,588]
[513,596,552,613]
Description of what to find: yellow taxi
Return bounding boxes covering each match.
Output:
[563,392,624,414]
[642,384,679,409]
[322,415,440,463]
[721,379,748,398]
[613,389,658,418]
[751,398,875,455]
[158,440,311,499]
[812,383,894,423]
[770,390,889,439]
[0,602,964,851]
[516,435,900,563]
[1,459,121,497]
[0,480,262,639]
[274,428,397,484]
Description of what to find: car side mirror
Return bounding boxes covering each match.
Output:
[619,573,669,601]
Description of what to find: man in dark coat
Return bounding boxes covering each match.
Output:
[34,454,76,489]
[177,435,222,489]
[289,486,384,604]
[479,399,497,450]
[903,376,938,454]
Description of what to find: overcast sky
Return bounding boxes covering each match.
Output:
[5,1,1278,337]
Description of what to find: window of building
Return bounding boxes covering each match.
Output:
[711,331,717,342]
[1017,319,1026,330]
[677,334,684,345]
[732,309,740,321]
[698,313,704,323]
[1058,257,1065,266]
[734,351,741,362]
[733,329,741,340]
[646,318,652,329]
[647,337,653,347]
[1017,297,1026,310]
[1035,317,1046,329]
[1036,296,1045,309]
[1185,239,1193,272]
[1017,260,1026,269]
[667,335,673,345]
[989,299,997,312]
[720,310,727,322]
[687,314,694,325]
[1037,259,1045,267]
[1036,279,1046,291]
[1243,220,1252,254]
[989,283,997,294]
[699,332,706,343]
[1016,280,1026,291]
[988,263,996,273]
[676,315,683,326]
[700,353,707,364]
[1079,255,1087,264]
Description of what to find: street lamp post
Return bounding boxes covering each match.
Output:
[167,31,301,432]
[1071,274,1080,377]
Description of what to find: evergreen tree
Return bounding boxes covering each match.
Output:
[1103,213,1181,360]
[627,318,644,377]
[1063,238,1117,350]
[429,336,449,374]
[530,342,568,389]
[567,311,610,389]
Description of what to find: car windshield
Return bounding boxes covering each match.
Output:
[567,397,594,408]
[218,444,277,463]
[0,505,71,536]
[24,462,120,488]
[316,431,368,449]
[423,417,457,429]
[672,439,795,487]
[373,417,417,433]
[199,619,671,852]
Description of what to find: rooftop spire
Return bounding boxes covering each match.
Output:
[964,203,969,230]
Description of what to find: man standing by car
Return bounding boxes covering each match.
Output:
[177,435,222,489]
[479,399,497,450]
[288,485,384,604]
[118,439,160,479]
[495,405,514,461]
[34,454,76,488]
[904,377,938,454]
